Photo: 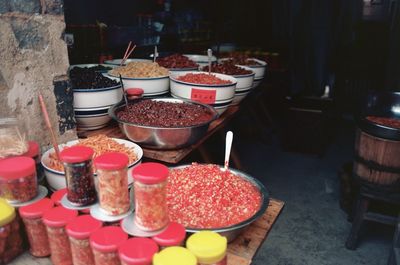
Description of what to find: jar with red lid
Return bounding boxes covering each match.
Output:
[22,141,44,183]
[0,156,37,203]
[90,226,128,265]
[50,188,67,206]
[66,215,103,265]
[0,198,24,264]
[132,162,169,231]
[19,198,54,257]
[118,237,159,265]
[94,152,130,216]
[152,222,186,249]
[43,206,78,265]
[60,146,97,206]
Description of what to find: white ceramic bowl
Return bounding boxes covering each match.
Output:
[252,77,264,89]
[106,73,170,97]
[104,58,152,66]
[230,65,255,105]
[41,138,143,191]
[73,84,123,109]
[75,106,111,130]
[170,71,237,114]
[237,58,267,80]
[183,54,217,68]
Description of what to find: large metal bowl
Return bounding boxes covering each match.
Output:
[170,165,270,242]
[108,98,219,149]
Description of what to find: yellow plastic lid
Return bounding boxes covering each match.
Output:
[153,246,197,265]
[186,231,227,264]
[0,198,16,227]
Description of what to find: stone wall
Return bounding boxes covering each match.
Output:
[0,0,76,150]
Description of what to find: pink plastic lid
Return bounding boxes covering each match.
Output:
[23,141,40,158]
[118,237,159,265]
[90,226,128,253]
[94,152,129,170]
[60,145,94,163]
[19,198,54,219]
[43,206,78,228]
[50,188,67,206]
[66,215,103,239]
[152,222,186,247]
[132,162,168,184]
[0,156,35,180]
[126,88,144,97]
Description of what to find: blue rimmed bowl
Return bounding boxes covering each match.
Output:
[169,71,237,114]
[74,106,111,130]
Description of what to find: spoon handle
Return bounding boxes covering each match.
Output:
[224,131,233,170]
[207,48,212,74]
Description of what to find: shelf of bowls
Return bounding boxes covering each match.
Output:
[1,139,269,264]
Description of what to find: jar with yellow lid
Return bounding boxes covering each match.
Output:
[186,231,228,265]
[153,246,197,265]
[0,198,24,264]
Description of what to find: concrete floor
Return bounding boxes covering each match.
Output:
[225,113,394,265]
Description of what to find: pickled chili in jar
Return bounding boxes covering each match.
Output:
[153,246,197,265]
[66,215,103,265]
[186,231,228,265]
[132,162,169,231]
[60,146,97,206]
[0,198,24,264]
[118,237,159,265]
[152,222,186,249]
[94,152,130,216]
[90,226,128,265]
[0,156,37,203]
[43,206,78,265]
[19,198,54,257]
[22,141,44,183]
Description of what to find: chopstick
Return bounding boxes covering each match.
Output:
[120,42,137,66]
[38,93,61,161]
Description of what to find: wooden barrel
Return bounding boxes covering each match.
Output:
[354,129,400,187]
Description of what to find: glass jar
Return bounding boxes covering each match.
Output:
[60,146,97,206]
[153,246,197,265]
[90,226,128,265]
[132,162,169,231]
[118,237,159,265]
[0,156,37,203]
[43,206,79,265]
[66,215,103,265]
[0,117,28,159]
[94,152,130,215]
[0,198,24,264]
[152,222,186,249]
[186,231,228,265]
[22,141,44,184]
[19,198,54,257]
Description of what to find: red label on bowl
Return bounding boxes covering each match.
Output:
[190,89,216,104]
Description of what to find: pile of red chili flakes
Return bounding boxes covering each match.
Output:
[166,163,262,229]
[177,73,233,85]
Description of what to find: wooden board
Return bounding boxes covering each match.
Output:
[9,198,284,265]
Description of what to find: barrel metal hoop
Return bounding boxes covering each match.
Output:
[354,155,400,174]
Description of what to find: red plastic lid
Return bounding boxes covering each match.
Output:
[90,226,128,253]
[66,215,103,239]
[126,88,144,97]
[50,188,67,206]
[60,145,94,163]
[0,156,35,180]
[19,198,54,219]
[152,222,186,247]
[80,208,91,214]
[43,206,78,228]
[119,237,159,265]
[94,152,129,170]
[23,141,40,158]
[132,162,168,184]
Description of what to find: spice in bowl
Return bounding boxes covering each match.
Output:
[109,62,169,78]
[366,116,400,129]
[167,163,262,229]
[156,54,198,69]
[177,73,233,85]
[202,62,253,76]
[116,99,215,127]
[70,67,119,89]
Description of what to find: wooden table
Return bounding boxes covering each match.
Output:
[10,198,284,265]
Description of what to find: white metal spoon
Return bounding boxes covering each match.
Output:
[223,131,233,171]
[207,48,212,74]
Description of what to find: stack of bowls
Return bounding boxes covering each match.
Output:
[231,66,255,104]
[169,71,237,114]
[238,58,267,88]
